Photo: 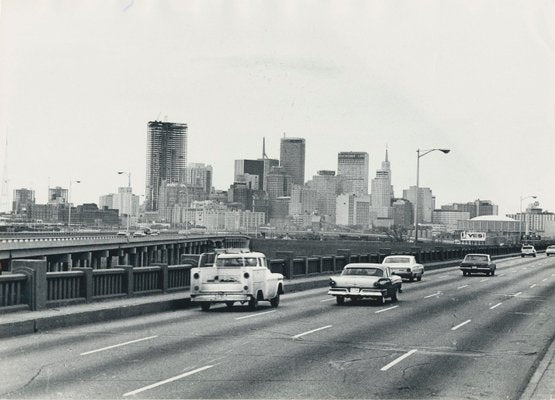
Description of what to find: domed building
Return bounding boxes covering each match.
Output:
[457,215,520,244]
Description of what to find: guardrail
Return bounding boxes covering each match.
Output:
[2,242,552,313]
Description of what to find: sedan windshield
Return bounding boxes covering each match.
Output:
[383,257,411,264]
[343,268,383,277]
[464,255,489,262]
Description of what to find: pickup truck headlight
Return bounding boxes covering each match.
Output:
[193,273,200,280]
[244,272,250,279]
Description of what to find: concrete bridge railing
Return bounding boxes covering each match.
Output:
[1,242,551,313]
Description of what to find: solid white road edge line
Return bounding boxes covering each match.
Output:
[490,302,503,310]
[380,349,418,371]
[235,310,276,320]
[451,319,472,331]
[424,292,441,299]
[292,325,332,339]
[123,364,216,397]
[375,305,399,314]
[80,335,158,356]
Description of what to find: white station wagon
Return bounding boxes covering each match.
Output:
[190,250,284,311]
[382,255,424,282]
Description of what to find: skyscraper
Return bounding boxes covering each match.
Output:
[185,163,213,193]
[369,149,394,226]
[337,152,369,195]
[307,170,343,223]
[403,186,435,223]
[145,120,187,211]
[280,137,306,186]
[234,160,265,190]
[12,188,35,215]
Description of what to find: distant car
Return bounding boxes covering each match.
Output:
[328,263,402,305]
[382,255,424,282]
[116,231,130,237]
[460,254,496,276]
[546,245,555,257]
[521,245,537,258]
[132,230,147,237]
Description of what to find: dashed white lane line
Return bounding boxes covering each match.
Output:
[530,284,537,288]
[457,285,469,289]
[235,310,276,320]
[498,273,504,276]
[80,335,158,356]
[480,278,488,282]
[380,349,418,371]
[439,275,449,278]
[123,364,217,397]
[320,298,336,302]
[375,305,399,314]
[542,278,548,282]
[451,319,472,331]
[514,292,522,297]
[292,325,333,339]
[490,302,503,310]
[424,291,441,299]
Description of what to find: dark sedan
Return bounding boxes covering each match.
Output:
[460,254,496,276]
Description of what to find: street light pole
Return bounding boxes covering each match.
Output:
[117,171,132,233]
[414,148,450,243]
[67,180,81,231]
[519,195,537,243]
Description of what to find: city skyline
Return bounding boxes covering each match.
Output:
[1,1,554,215]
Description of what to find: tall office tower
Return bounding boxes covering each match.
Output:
[48,186,68,204]
[185,163,213,193]
[289,184,318,216]
[336,193,371,227]
[234,160,264,190]
[12,188,35,214]
[145,120,188,211]
[265,166,292,199]
[337,152,369,195]
[403,186,435,223]
[280,137,306,186]
[307,170,343,223]
[370,149,394,208]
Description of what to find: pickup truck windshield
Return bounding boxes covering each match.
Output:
[343,268,384,277]
[464,255,489,262]
[215,257,258,267]
[383,257,411,264]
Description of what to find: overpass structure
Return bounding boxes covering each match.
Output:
[0,233,250,272]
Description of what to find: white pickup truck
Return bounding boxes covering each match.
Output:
[190,250,284,311]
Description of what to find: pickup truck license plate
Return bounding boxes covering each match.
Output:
[350,288,360,294]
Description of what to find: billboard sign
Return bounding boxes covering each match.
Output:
[461,231,487,241]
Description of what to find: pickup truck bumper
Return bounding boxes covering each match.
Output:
[328,288,386,298]
[191,293,251,302]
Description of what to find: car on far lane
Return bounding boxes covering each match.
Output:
[460,254,496,276]
[382,255,424,282]
[546,245,555,257]
[116,231,130,237]
[132,230,147,237]
[328,263,402,305]
[521,245,537,258]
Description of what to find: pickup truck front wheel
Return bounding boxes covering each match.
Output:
[200,302,211,311]
[270,294,280,308]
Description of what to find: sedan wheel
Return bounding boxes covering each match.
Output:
[409,275,415,282]
[225,301,234,308]
[390,288,399,302]
[336,296,345,305]
[376,296,385,305]
[200,302,211,311]
[491,270,495,276]
[417,274,422,282]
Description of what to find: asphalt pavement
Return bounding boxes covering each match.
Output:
[0,255,553,399]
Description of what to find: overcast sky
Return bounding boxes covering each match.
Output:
[1,0,554,215]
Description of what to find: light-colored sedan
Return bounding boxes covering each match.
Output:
[382,255,424,282]
[328,263,402,305]
[546,245,555,257]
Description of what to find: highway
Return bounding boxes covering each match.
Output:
[0,255,553,399]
